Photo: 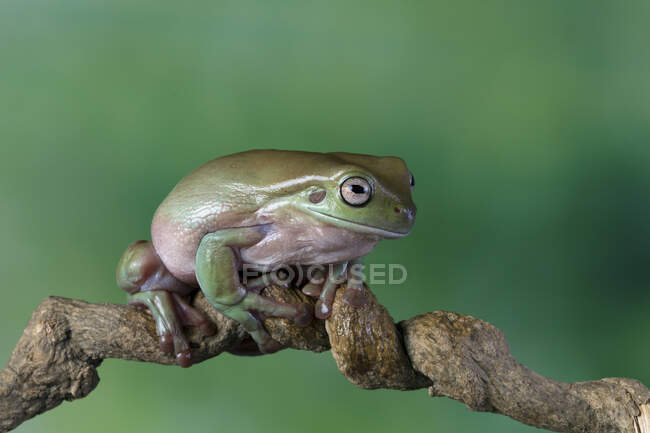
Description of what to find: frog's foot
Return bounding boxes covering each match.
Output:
[171,292,217,336]
[314,263,348,320]
[196,229,314,354]
[222,308,284,354]
[128,290,214,367]
[220,292,313,354]
[309,260,368,319]
[233,271,314,353]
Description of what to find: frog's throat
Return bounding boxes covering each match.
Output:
[307,209,408,239]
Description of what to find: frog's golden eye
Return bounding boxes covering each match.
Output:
[340,177,372,206]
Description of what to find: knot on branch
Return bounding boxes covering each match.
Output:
[324,286,430,390]
[400,311,503,412]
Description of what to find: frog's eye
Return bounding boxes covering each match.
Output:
[340,177,372,206]
[409,172,415,188]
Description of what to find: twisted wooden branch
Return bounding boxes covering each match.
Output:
[1,285,648,433]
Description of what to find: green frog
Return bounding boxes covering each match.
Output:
[116,150,416,366]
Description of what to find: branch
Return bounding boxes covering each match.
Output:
[1,285,648,433]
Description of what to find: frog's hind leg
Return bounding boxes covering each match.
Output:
[171,292,217,335]
[196,228,313,354]
[117,240,214,367]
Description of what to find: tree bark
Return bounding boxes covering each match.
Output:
[1,284,648,433]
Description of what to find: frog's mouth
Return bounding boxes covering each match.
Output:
[309,209,409,239]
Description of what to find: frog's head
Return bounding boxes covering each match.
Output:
[296,152,416,239]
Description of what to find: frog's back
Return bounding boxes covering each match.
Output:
[150,150,351,283]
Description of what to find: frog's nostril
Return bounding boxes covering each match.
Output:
[403,207,416,221]
[395,206,416,219]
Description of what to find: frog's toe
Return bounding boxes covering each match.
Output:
[315,299,333,320]
[314,263,347,320]
[128,290,195,368]
[170,334,192,367]
[159,333,174,354]
[293,302,314,327]
[302,268,325,297]
[172,293,217,337]
[222,307,286,354]
[176,349,193,368]
[158,322,193,367]
[301,281,323,297]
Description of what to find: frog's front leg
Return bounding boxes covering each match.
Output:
[196,227,313,354]
[314,262,348,319]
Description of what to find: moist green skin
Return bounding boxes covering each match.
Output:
[117,150,416,366]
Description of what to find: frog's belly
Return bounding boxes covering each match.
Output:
[240,224,378,267]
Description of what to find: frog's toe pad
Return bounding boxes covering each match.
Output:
[315,299,332,320]
[176,349,193,368]
[301,283,322,297]
[159,334,194,367]
[160,333,174,354]
[293,302,313,327]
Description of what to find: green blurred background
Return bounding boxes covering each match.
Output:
[1,1,649,432]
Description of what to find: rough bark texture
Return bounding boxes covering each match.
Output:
[1,285,648,433]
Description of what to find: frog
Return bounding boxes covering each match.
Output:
[116,149,416,366]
